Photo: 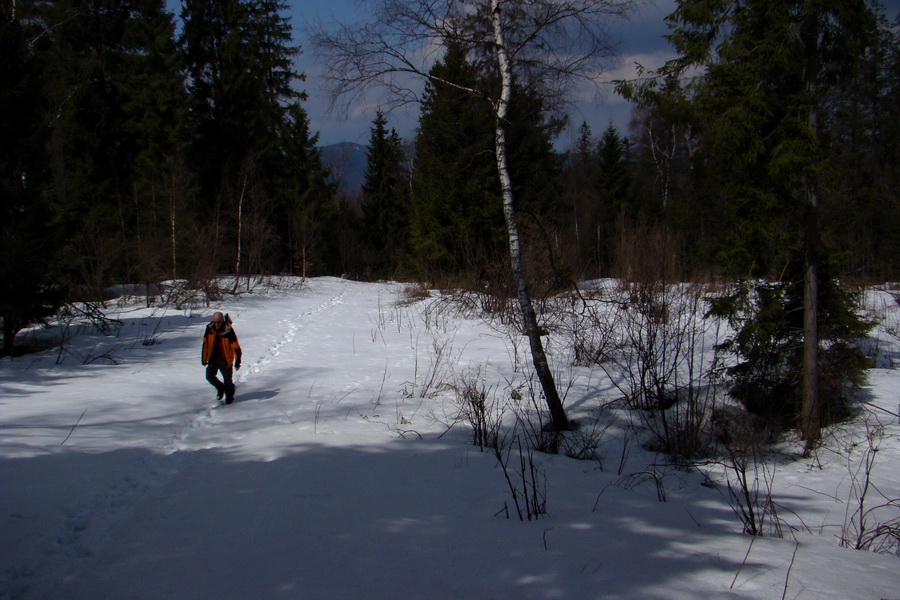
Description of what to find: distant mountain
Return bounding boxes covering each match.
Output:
[319,142,367,195]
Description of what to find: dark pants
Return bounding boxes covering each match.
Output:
[206,358,235,401]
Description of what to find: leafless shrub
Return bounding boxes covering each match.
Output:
[66,302,123,335]
[139,317,165,347]
[402,332,454,399]
[53,323,73,365]
[613,469,668,502]
[558,405,616,463]
[600,223,727,456]
[48,303,124,365]
[553,221,728,459]
[165,279,222,309]
[447,368,548,520]
[707,417,783,538]
[397,282,432,306]
[82,348,120,365]
[414,297,451,334]
[839,419,900,555]
[593,462,675,508]
[506,370,564,454]
[431,288,521,328]
[452,367,506,452]
[249,275,308,291]
[557,286,619,368]
[496,436,549,521]
[597,280,726,459]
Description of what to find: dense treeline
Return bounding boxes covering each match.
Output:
[602,5,900,286]
[1,0,341,354]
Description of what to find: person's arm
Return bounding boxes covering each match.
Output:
[231,333,242,370]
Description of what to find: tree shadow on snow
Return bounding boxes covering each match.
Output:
[1,431,859,600]
[234,388,280,403]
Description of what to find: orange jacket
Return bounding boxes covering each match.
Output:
[202,323,242,367]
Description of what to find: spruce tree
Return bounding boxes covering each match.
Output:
[0,8,63,354]
[661,0,876,443]
[500,80,566,295]
[361,111,409,278]
[410,41,501,281]
[559,122,601,277]
[596,125,630,217]
[117,0,193,283]
[182,0,325,275]
[410,40,563,287]
[279,103,338,277]
[592,124,632,272]
[820,11,900,280]
[18,0,193,296]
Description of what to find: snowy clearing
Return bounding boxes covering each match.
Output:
[2,276,899,599]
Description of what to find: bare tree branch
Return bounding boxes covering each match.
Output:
[308,0,635,118]
[308,0,638,433]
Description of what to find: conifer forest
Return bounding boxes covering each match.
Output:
[2,0,900,443]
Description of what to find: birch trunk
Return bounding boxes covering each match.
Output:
[170,186,177,281]
[491,0,569,432]
[232,176,246,294]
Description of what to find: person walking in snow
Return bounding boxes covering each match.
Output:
[201,312,242,404]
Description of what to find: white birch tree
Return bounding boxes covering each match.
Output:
[311,0,635,432]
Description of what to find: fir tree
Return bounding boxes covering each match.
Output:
[560,122,601,276]
[361,111,409,277]
[410,41,501,280]
[0,8,63,354]
[662,0,876,443]
[19,0,194,296]
[592,124,632,272]
[279,103,338,277]
[117,0,193,283]
[181,0,303,172]
[820,11,900,280]
[181,0,321,275]
[596,124,630,217]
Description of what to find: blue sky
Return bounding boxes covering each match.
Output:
[168,0,900,151]
[292,0,679,149]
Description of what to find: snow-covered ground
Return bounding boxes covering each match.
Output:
[2,276,898,599]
